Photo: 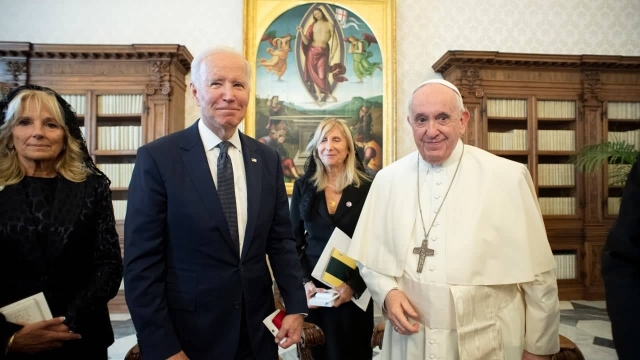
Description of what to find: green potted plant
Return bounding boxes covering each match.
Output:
[573,141,638,186]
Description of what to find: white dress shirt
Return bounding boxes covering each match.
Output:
[198,120,248,255]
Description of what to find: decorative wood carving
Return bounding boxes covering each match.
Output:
[588,243,604,285]
[5,61,27,82]
[459,67,484,99]
[582,71,605,103]
[146,61,172,96]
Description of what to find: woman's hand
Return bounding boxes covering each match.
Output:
[9,317,82,354]
[332,283,354,307]
[304,281,324,309]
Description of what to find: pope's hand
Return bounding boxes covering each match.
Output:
[384,289,419,335]
[275,314,304,349]
[521,350,551,360]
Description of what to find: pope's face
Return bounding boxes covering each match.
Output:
[407,84,469,164]
[190,52,250,137]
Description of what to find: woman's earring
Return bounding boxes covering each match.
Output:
[7,144,14,149]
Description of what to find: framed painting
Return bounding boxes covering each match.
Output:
[244,0,396,194]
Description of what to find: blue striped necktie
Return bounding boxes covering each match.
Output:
[217,141,239,254]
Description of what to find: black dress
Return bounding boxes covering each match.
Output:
[0,175,122,360]
[291,178,373,360]
[602,153,640,360]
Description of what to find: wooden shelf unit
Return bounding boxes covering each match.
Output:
[433,51,640,300]
[0,42,193,256]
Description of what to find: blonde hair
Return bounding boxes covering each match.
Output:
[306,118,369,192]
[0,89,91,186]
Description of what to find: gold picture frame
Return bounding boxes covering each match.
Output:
[244,0,396,195]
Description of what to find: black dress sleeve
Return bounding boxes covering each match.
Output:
[291,179,313,284]
[0,314,22,359]
[64,175,123,330]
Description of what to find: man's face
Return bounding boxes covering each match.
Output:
[190,52,250,136]
[407,84,469,164]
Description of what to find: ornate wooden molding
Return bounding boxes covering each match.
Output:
[458,67,485,99]
[146,61,172,96]
[5,61,27,82]
[582,71,605,103]
[433,51,640,74]
[1,82,11,96]
[0,42,192,75]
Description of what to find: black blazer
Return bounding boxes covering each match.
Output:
[290,177,371,294]
[602,153,640,360]
[0,174,123,358]
[124,122,307,360]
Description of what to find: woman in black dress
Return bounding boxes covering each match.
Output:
[0,85,122,359]
[290,118,373,360]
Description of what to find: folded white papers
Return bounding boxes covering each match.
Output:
[0,292,53,324]
[311,227,371,311]
[309,292,339,307]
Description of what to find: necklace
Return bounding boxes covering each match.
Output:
[413,144,465,273]
[325,184,342,211]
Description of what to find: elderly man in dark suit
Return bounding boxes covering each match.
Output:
[124,47,307,360]
[602,153,640,360]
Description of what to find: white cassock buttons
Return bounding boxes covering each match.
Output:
[436,181,442,186]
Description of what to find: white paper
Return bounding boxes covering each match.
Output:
[311,227,371,311]
[0,292,53,324]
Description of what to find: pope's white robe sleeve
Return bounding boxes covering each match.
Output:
[361,265,398,310]
[520,269,560,355]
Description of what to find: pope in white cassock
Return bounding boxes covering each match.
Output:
[347,79,560,360]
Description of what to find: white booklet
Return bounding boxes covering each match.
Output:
[0,292,53,324]
[311,228,371,311]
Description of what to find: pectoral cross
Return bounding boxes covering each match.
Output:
[413,238,435,273]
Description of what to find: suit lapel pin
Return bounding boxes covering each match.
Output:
[251,158,257,162]
[346,201,352,207]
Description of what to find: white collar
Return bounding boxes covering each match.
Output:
[198,119,243,153]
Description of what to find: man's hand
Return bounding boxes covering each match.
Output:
[9,317,82,353]
[275,314,304,349]
[166,350,189,360]
[332,283,354,307]
[522,350,551,360]
[304,281,324,309]
[384,289,419,335]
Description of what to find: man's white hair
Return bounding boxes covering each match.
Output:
[190,47,252,88]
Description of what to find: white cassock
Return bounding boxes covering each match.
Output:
[348,140,560,360]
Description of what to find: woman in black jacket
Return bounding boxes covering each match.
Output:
[0,85,122,359]
[290,118,373,360]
